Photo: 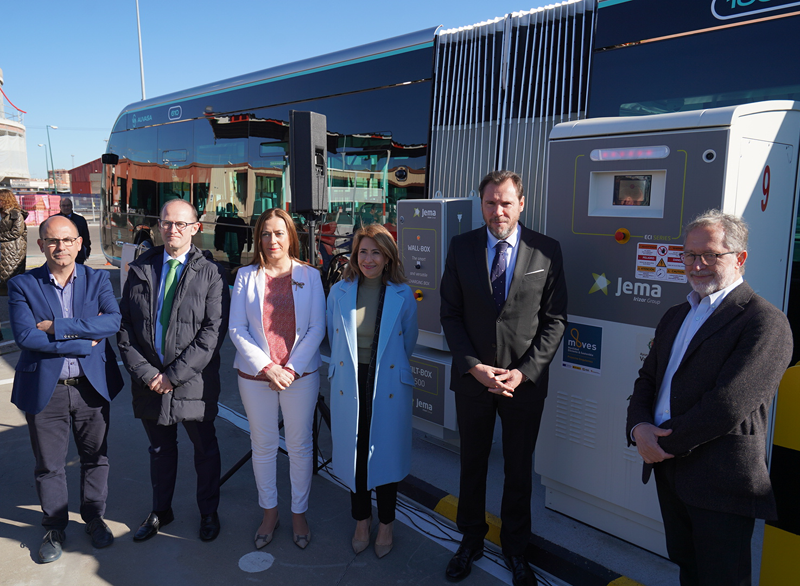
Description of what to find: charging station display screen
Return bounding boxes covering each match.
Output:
[588,170,665,219]
[613,175,652,206]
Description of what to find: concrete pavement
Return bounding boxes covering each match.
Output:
[0,339,519,586]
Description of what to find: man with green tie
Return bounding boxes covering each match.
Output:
[118,199,230,543]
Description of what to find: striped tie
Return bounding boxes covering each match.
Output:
[491,241,509,313]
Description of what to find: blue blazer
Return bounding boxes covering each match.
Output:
[9,263,124,414]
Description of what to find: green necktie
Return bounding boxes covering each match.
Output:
[160,259,181,350]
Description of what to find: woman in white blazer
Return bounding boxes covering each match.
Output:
[229,208,325,550]
[327,224,418,558]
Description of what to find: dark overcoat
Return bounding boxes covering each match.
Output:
[118,245,229,425]
[626,281,793,519]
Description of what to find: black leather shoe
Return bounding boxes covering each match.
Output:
[133,510,174,542]
[39,529,66,564]
[445,545,483,582]
[85,517,114,549]
[503,553,536,586]
[199,512,220,542]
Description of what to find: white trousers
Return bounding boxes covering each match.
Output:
[238,372,319,513]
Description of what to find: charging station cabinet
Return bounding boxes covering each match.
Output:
[399,198,473,443]
[535,101,800,555]
[398,198,472,351]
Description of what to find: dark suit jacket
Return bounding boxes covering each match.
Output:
[626,281,792,519]
[8,263,124,414]
[59,212,91,263]
[440,224,568,400]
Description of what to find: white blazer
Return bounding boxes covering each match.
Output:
[229,260,325,377]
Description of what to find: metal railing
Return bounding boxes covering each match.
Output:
[0,109,24,124]
[14,194,101,224]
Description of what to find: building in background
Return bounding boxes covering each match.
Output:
[10,178,49,192]
[51,168,70,192]
[0,67,30,187]
[69,157,102,194]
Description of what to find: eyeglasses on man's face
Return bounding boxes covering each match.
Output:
[158,220,197,232]
[679,251,738,266]
[43,237,80,248]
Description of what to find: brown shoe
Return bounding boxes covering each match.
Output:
[374,521,393,558]
[352,516,371,554]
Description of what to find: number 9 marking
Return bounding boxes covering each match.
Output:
[761,165,770,212]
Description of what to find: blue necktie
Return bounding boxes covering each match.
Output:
[491,241,509,313]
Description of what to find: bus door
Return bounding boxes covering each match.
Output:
[253,140,288,215]
[126,126,159,246]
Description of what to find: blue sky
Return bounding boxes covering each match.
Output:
[3,0,555,179]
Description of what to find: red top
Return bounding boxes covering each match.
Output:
[238,272,296,381]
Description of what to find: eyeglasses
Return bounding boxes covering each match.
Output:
[679,251,738,266]
[158,220,197,232]
[43,237,80,248]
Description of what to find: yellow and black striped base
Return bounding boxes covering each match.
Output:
[398,475,645,586]
[761,365,800,585]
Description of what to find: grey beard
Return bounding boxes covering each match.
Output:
[488,223,514,240]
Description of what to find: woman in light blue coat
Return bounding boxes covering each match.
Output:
[327,224,418,559]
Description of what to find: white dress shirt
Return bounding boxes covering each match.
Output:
[653,277,744,425]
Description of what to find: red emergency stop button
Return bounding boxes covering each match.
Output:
[615,228,631,244]
[414,289,423,302]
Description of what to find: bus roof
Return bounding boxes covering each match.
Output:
[114,27,439,120]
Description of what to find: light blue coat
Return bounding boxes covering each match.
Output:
[327,278,419,492]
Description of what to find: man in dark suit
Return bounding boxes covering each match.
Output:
[118,199,229,543]
[627,210,792,586]
[9,215,124,563]
[213,203,251,267]
[59,198,91,264]
[440,170,567,585]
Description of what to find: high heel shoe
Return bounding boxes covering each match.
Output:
[254,519,279,549]
[374,521,393,559]
[352,516,372,554]
[293,526,311,549]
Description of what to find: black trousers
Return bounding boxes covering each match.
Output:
[26,380,110,530]
[655,462,755,586]
[141,418,221,516]
[455,389,545,556]
[350,364,398,525]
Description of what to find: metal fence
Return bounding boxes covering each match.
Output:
[428,0,595,232]
[13,194,100,225]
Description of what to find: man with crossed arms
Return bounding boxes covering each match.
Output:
[9,215,123,563]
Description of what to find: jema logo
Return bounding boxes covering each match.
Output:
[589,272,662,303]
[615,278,661,299]
[589,273,611,295]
